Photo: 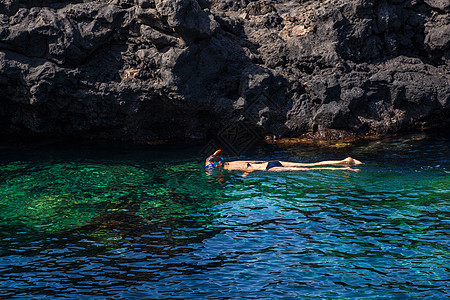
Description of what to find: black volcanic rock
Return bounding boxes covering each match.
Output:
[0,0,449,142]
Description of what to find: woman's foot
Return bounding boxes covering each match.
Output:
[342,157,363,166]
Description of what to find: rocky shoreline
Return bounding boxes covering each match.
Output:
[0,0,449,143]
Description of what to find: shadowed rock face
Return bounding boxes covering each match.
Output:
[0,0,449,142]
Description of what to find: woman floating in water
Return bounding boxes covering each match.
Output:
[205,150,363,175]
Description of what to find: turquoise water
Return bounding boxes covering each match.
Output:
[0,133,449,299]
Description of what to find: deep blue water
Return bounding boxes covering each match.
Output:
[0,132,449,299]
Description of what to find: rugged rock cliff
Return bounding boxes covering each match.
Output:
[0,0,449,142]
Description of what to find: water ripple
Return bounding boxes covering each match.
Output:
[0,134,449,298]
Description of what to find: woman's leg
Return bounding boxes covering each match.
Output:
[280,157,363,167]
[269,166,360,172]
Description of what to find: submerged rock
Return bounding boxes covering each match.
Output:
[0,0,449,142]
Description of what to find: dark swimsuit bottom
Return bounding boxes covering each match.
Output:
[265,160,283,171]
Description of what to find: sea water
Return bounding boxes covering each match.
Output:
[0,132,448,299]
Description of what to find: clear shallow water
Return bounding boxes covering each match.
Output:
[0,133,449,299]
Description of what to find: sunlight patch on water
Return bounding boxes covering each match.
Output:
[0,161,152,232]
